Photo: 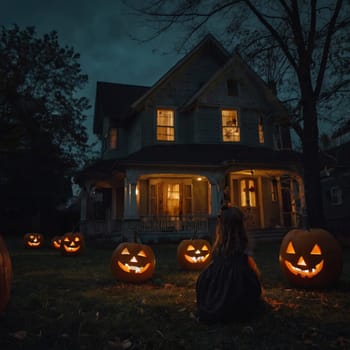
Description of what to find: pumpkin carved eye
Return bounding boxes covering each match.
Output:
[310,244,321,255]
[138,250,147,257]
[121,248,130,255]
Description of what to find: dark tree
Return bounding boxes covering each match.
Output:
[0,25,92,234]
[124,0,350,227]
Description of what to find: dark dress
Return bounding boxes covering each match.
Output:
[196,253,262,323]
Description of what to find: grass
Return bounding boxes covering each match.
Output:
[1,237,350,350]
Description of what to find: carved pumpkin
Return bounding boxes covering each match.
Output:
[51,236,62,250]
[0,235,12,312]
[24,233,44,248]
[111,242,156,283]
[177,239,212,270]
[279,228,343,288]
[60,232,85,256]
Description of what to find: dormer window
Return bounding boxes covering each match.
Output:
[157,109,174,141]
[227,79,238,96]
[222,109,240,142]
[109,128,117,150]
[258,115,265,144]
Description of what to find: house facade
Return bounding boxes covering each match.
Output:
[320,125,350,236]
[76,34,304,242]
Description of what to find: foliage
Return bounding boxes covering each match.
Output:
[0,24,92,234]
[0,239,349,349]
[122,0,350,228]
[0,24,92,167]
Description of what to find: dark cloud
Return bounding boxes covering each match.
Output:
[1,0,182,139]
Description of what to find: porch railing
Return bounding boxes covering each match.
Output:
[138,215,209,234]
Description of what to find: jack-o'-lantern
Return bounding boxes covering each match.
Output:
[24,233,44,248]
[111,242,156,283]
[60,232,85,256]
[0,235,12,312]
[279,228,343,288]
[177,239,212,270]
[51,236,62,250]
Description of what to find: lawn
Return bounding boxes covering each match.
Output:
[1,237,349,350]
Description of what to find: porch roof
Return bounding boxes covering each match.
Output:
[76,144,302,183]
[121,144,301,167]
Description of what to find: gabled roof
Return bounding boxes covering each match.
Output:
[93,82,149,134]
[130,33,230,111]
[180,51,288,116]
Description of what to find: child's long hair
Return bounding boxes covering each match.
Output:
[212,207,249,256]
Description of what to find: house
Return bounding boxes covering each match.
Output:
[320,122,350,237]
[76,34,304,242]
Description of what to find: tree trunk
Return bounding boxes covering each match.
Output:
[302,99,326,229]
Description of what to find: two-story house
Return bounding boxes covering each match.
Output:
[76,34,304,242]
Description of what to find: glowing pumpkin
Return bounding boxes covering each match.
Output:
[24,233,44,248]
[51,236,62,250]
[177,239,212,270]
[279,228,343,288]
[111,242,156,283]
[0,235,12,312]
[60,232,85,256]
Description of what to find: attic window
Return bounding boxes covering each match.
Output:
[227,79,238,96]
[157,109,174,142]
[258,115,265,144]
[222,109,240,142]
[109,128,117,150]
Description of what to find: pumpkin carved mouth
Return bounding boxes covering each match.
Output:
[28,241,41,247]
[117,261,151,274]
[63,245,81,253]
[184,253,210,264]
[284,259,324,278]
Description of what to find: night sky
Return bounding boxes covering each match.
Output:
[1,0,183,141]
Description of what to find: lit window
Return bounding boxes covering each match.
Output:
[157,109,174,141]
[258,115,264,144]
[222,109,240,142]
[109,128,117,149]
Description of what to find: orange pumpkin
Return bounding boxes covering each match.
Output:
[111,242,156,283]
[177,239,212,270]
[51,236,62,250]
[279,228,343,288]
[0,235,12,312]
[60,232,85,256]
[24,233,44,248]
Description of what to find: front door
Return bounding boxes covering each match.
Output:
[238,178,260,230]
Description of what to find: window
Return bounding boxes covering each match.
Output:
[329,186,342,206]
[258,115,264,144]
[109,128,117,150]
[222,109,240,142]
[227,79,238,96]
[157,109,174,141]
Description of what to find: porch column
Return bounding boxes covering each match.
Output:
[276,176,284,226]
[210,182,221,216]
[111,184,117,220]
[124,180,138,219]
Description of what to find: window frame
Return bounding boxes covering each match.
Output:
[156,108,175,142]
[221,109,240,143]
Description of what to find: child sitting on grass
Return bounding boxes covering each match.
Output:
[196,206,262,323]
